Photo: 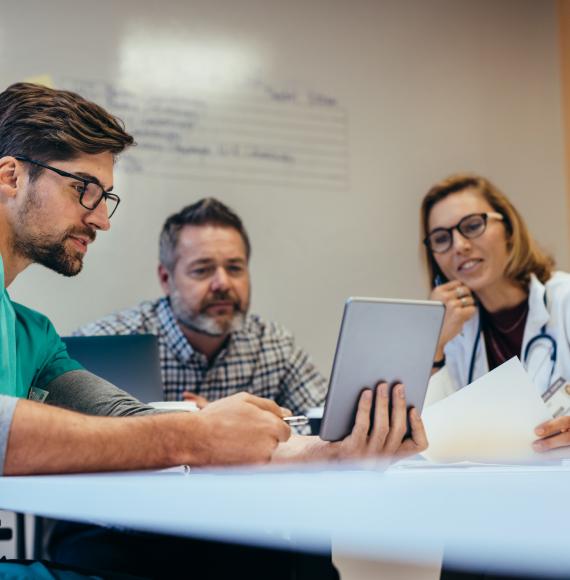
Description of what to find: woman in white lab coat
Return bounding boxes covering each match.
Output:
[421,173,570,453]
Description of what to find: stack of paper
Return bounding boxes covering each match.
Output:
[421,357,562,463]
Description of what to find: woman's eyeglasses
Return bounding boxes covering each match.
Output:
[424,212,504,254]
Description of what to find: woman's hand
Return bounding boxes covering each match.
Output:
[430,280,477,359]
[533,416,570,453]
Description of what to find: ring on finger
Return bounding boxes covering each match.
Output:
[456,287,466,298]
[461,297,468,307]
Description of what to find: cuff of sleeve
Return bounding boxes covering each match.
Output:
[432,356,446,369]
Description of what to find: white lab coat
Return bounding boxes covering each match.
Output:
[425,271,570,407]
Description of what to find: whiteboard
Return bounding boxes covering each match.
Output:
[0,0,566,375]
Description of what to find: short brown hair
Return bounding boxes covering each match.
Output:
[420,173,554,289]
[0,82,134,178]
[160,198,251,272]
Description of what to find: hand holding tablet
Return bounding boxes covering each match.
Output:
[327,381,428,460]
[320,297,444,442]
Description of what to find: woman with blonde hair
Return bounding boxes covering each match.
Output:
[421,173,570,454]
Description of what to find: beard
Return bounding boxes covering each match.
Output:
[13,187,96,277]
[170,288,248,337]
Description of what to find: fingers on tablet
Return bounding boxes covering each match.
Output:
[353,389,373,440]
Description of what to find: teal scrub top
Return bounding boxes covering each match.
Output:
[0,254,82,398]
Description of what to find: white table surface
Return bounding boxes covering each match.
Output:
[1,460,569,577]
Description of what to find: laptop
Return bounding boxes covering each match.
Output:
[62,334,163,403]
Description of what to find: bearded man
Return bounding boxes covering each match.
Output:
[0,83,426,579]
[77,198,327,417]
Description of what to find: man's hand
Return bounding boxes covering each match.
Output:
[190,392,291,465]
[272,382,428,464]
[182,392,209,408]
[331,382,427,460]
[533,416,570,452]
[430,280,476,361]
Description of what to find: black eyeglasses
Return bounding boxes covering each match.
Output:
[424,212,504,254]
[14,155,120,219]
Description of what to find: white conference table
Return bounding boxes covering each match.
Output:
[1,459,569,577]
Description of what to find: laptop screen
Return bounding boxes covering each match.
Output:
[62,334,163,403]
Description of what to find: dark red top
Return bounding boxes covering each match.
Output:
[481,299,529,371]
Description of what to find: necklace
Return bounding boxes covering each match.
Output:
[491,309,528,334]
[483,309,528,368]
[485,330,515,366]
[485,300,529,334]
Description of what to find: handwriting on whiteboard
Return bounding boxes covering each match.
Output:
[62,78,348,191]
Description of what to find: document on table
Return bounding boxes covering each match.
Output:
[421,357,566,463]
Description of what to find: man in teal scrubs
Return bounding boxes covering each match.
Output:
[0,81,427,579]
[0,83,297,477]
[0,81,427,474]
[1,263,82,400]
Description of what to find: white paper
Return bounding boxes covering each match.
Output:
[421,357,556,463]
[148,401,198,412]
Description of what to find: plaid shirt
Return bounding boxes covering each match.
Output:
[74,297,327,416]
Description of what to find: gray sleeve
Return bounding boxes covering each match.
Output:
[44,369,159,418]
[0,395,18,477]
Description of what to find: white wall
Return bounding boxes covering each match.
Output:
[0,0,566,375]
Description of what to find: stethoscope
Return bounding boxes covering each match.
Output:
[467,294,557,385]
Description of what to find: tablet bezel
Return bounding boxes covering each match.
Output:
[319,297,444,442]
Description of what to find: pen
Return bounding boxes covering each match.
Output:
[283,415,309,427]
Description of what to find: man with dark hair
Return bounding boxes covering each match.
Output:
[0,83,293,476]
[77,197,327,418]
[0,82,427,578]
[0,82,427,472]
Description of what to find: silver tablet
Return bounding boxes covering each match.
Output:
[320,297,444,441]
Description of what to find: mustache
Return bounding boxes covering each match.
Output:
[201,291,242,310]
[64,226,97,244]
